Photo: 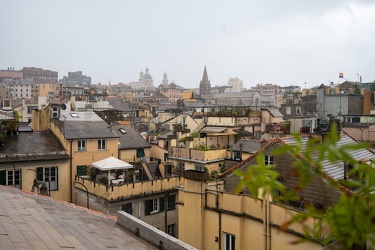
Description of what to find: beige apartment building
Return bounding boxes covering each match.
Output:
[32,104,119,202]
[178,170,337,250]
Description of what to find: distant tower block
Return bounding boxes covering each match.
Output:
[227,77,243,92]
[199,66,211,96]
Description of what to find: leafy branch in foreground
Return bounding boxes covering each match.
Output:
[235,124,375,248]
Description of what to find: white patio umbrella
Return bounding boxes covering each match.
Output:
[91,156,133,185]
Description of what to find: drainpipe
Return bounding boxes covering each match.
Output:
[264,191,271,250]
[217,179,222,250]
[69,139,73,203]
[164,190,170,234]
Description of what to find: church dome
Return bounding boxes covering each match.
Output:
[144,68,153,80]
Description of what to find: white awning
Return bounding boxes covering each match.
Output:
[200,127,226,133]
[91,156,133,171]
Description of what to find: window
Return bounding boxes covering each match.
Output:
[165,164,172,177]
[36,166,58,191]
[77,165,88,176]
[286,106,291,115]
[0,170,21,189]
[265,155,273,165]
[98,139,106,150]
[296,107,301,115]
[167,224,176,237]
[224,232,236,250]
[52,106,59,119]
[78,140,86,151]
[167,194,176,211]
[122,203,132,215]
[152,198,158,212]
[27,106,38,114]
[145,197,164,215]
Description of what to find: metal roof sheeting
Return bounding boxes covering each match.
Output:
[282,134,375,180]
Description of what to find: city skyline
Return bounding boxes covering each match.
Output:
[1,1,374,89]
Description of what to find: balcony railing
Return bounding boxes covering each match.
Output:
[170,147,227,161]
[75,175,183,201]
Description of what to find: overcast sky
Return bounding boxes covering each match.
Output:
[1,0,374,89]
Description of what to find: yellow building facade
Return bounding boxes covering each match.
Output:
[178,170,333,250]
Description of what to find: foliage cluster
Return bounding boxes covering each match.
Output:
[179,137,186,143]
[209,107,254,117]
[190,132,200,138]
[193,144,210,151]
[235,124,375,248]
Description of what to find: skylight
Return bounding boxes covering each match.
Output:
[70,113,79,118]
[119,128,127,134]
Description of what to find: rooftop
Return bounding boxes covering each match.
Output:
[0,185,156,249]
[0,131,68,162]
[54,111,119,140]
[113,124,151,150]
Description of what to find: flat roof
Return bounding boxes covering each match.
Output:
[0,185,156,249]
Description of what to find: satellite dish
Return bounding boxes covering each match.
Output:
[61,103,66,110]
[338,116,344,124]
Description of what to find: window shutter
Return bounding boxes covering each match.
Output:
[159,197,164,212]
[36,167,43,181]
[56,166,58,190]
[137,148,145,158]
[0,170,6,185]
[168,195,176,210]
[19,169,22,189]
[145,200,152,215]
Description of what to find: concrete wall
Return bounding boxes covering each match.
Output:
[342,126,375,142]
[117,211,197,250]
[119,147,151,163]
[150,144,168,162]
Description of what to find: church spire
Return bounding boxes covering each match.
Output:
[201,65,209,83]
[199,65,211,96]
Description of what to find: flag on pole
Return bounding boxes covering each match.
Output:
[339,72,344,78]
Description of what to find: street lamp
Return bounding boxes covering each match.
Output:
[27,169,51,196]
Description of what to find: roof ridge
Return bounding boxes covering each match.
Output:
[218,137,281,177]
